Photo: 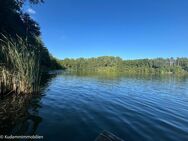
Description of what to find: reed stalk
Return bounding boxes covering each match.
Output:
[0,35,41,95]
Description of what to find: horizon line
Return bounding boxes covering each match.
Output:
[58,56,188,60]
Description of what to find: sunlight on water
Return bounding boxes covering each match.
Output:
[0,72,188,141]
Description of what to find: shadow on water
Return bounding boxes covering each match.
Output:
[0,95,40,135]
[0,72,57,136]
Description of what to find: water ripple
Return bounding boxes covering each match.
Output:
[36,73,188,141]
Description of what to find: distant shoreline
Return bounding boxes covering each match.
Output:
[58,56,188,75]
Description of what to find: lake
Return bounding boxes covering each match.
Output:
[0,71,188,141]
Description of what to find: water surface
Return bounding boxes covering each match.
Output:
[1,72,188,141]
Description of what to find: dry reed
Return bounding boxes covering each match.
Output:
[0,35,41,95]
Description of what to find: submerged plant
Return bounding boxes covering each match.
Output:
[0,35,41,95]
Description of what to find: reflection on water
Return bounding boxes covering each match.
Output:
[0,95,41,135]
[0,71,188,141]
[0,73,55,136]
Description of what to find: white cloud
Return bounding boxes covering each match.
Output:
[27,8,36,14]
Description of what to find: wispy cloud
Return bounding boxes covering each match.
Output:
[27,8,36,14]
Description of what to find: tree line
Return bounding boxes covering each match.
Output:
[60,56,188,74]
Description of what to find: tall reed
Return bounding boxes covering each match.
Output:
[0,35,41,95]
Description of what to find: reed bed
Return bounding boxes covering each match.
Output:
[0,35,41,96]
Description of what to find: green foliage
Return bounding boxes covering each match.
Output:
[0,0,61,71]
[0,0,63,95]
[60,56,188,75]
[0,36,40,94]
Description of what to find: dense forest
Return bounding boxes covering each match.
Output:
[60,57,188,74]
[0,0,62,96]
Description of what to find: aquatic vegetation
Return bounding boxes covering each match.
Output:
[0,35,41,95]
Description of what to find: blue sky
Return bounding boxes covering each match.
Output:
[25,0,188,59]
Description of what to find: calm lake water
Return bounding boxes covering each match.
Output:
[0,72,188,141]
